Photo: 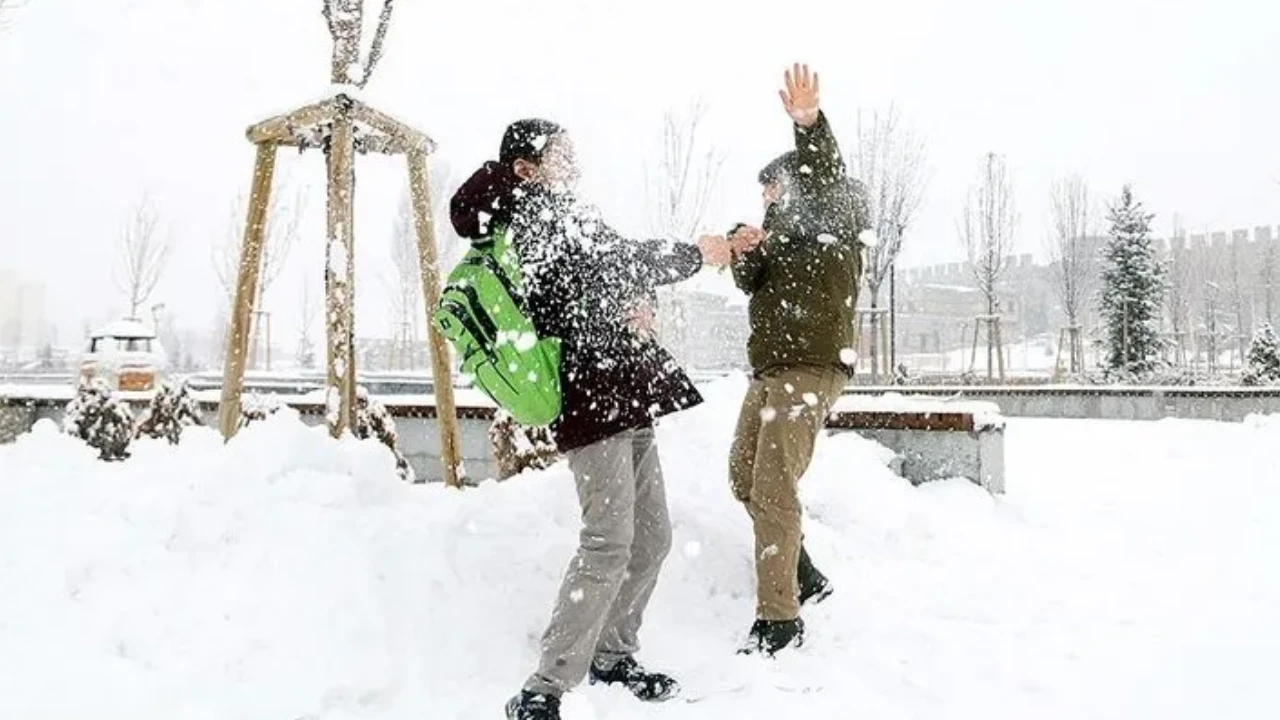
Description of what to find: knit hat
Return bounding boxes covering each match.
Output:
[758,150,797,185]
[499,118,564,166]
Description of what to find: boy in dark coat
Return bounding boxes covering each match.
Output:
[451,119,732,720]
[726,64,870,656]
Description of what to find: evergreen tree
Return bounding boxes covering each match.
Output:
[1098,185,1167,378]
[64,378,134,461]
[1243,322,1280,385]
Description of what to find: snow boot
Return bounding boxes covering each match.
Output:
[738,618,805,656]
[588,655,680,701]
[798,543,833,607]
[505,690,561,720]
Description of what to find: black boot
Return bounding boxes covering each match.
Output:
[589,655,680,701]
[505,690,561,720]
[737,618,805,656]
[798,543,833,606]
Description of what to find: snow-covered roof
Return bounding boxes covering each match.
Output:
[90,319,156,339]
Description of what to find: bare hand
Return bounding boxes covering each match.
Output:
[779,63,820,127]
[697,234,732,268]
[729,225,765,255]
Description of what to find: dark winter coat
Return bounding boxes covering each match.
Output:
[732,111,869,377]
[451,165,704,452]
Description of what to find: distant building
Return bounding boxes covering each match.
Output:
[0,269,49,366]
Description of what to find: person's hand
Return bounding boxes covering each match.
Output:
[697,234,732,268]
[728,225,765,255]
[779,63,820,128]
[624,300,658,341]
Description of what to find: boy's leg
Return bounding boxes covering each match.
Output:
[524,431,638,697]
[748,366,844,621]
[594,427,672,668]
[729,378,769,506]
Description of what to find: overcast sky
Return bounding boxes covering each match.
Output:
[1,0,1277,343]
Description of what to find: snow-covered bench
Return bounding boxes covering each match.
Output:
[826,394,1006,494]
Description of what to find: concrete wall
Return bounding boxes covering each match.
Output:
[9,401,500,484]
[841,427,1005,494]
[843,387,1280,422]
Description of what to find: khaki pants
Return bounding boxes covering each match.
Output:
[729,365,845,621]
[525,428,672,697]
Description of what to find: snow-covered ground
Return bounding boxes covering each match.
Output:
[1,377,1277,719]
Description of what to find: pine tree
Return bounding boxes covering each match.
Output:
[135,380,204,445]
[1243,322,1280,385]
[353,386,415,482]
[64,378,135,461]
[1098,185,1167,378]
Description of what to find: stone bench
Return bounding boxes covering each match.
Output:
[826,394,1006,494]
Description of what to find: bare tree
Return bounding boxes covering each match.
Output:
[296,277,320,370]
[213,186,305,369]
[382,160,459,371]
[1045,175,1094,373]
[645,100,726,242]
[323,0,396,87]
[385,192,421,370]
[1163,214,1193,367]
[848,105,927,377]
[115,197,170,319]
[958,152,1017,377]
[644,100,726,364]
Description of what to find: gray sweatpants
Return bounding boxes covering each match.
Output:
[524,427,672,697]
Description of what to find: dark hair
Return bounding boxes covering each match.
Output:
[758,151,797,185]
[499,118,564,166]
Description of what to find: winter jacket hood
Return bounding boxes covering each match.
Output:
[449,160,524,241]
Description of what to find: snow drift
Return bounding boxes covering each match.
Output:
[1,377,1277,719]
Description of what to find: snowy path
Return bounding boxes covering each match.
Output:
[1,378,1278,719]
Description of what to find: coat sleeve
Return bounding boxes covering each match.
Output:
[594,221,704,293]
[793,111,848,192]
[732,251,766,294]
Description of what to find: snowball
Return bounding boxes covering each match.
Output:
[840,347,859,365]
[858,229,879,247]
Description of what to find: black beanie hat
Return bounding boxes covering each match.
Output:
[759,150,797,185]
[499,118,564,166]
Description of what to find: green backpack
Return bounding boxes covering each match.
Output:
[433,226,563,427]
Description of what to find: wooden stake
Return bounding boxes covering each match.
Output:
[218,143,278,439]
[325,114,358,438]
[407,148,463,488]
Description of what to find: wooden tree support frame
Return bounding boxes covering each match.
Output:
[216,93,463,488]
[968,314,1007,380]
[1053,325,1085,378]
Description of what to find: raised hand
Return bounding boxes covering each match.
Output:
[779,63,820,128]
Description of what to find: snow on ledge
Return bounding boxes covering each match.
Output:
[831,392,1006,430]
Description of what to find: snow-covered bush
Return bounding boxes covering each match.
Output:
[490,410,559,479]
[135,380,204,444]
[63,378,134,461]
[353,387,414,482]
[238,393,282,430]
[1243,323,1280,386]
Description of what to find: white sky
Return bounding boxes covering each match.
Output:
[1,0,1277,343]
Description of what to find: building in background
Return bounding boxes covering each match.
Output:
[0,269,50,368]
